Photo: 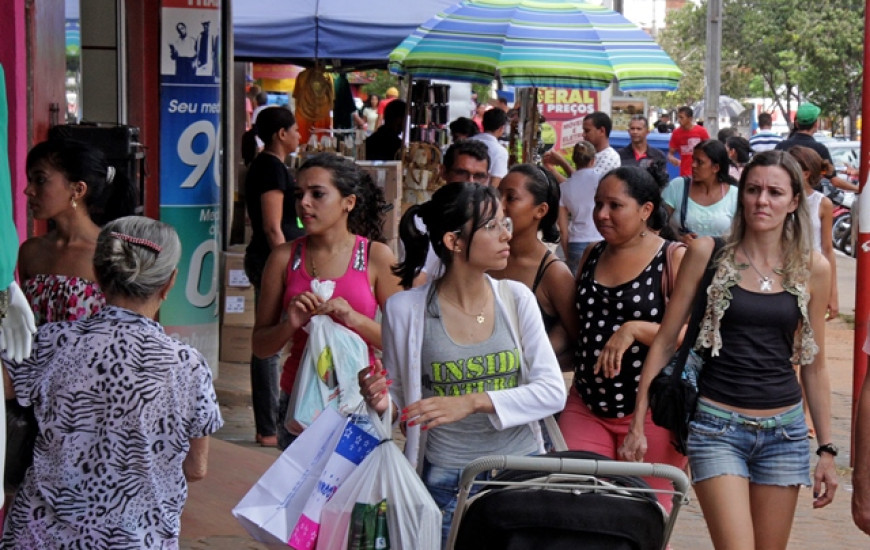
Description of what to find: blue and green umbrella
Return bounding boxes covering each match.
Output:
[389,0,682,91]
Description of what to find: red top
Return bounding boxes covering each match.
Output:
[669,124,710,177]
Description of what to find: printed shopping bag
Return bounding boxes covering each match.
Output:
[288,279,369,432]
[316,400,441,550]
[288,409,380,550]
[232,407,347,544]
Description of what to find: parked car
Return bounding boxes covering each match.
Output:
[827,140,860,185]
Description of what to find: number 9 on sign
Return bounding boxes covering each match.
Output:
[178,120,216,189]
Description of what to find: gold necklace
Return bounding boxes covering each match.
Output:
[308,237,353,279]
[741,246,778,292]
[440,292,489,324]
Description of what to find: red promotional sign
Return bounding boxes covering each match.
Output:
[537,88,599,122]
[537,88,600,150]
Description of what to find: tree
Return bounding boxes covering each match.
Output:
[359,69,400,99]
[792,1,864,138]
[638,2,750,113]
[640,0,864,139]
[726,0,805,124]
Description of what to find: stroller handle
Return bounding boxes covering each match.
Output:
[459,454,690,495]
[448,454,691,550]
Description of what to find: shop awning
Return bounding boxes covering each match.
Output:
[232,0,455,69]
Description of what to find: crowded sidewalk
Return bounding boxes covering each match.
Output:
[180,254,868,549]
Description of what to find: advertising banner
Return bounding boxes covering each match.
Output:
[537,88,599,150]
[159,0,221,371]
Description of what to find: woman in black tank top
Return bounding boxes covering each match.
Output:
[489,164,578,371]
[623,151,838,548]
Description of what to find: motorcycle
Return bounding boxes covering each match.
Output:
[831,191,855,257]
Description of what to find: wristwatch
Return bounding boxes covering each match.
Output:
[816,443,839,457]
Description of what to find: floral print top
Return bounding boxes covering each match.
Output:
[23,274,106,326]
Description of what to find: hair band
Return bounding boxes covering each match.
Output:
[110,231,162,254]
[106,165,116,185]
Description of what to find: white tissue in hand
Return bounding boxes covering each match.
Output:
[310,279,335,301]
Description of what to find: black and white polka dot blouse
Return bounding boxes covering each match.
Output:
[574,241,671,418]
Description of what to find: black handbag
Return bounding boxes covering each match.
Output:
[5,399,37,491]
[649,237,723,455]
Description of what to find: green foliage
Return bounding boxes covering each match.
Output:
[794,1,864,137]
[472,83,493,105]
[643,0,864,138]
[359,70,400,98]
[637,2,750,113]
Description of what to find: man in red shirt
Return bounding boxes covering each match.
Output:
[668,106,709,177]
[376,86,400,128]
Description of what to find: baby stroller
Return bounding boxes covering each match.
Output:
[446,451,690,550]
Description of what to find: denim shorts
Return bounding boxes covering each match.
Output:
[687,399,811,486]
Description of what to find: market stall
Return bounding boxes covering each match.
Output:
[389,0,683,165]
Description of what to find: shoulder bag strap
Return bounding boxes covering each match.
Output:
[679,176,691,234]
[660,241,686,304]
[671,237,724,378]
[497,279,568,453]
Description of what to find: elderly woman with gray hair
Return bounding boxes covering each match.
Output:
[1,216,223,549]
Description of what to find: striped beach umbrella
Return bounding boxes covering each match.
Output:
[389,0,682,91]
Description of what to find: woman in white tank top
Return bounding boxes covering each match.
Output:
[789,146,839,319]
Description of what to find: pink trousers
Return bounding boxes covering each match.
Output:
[558,386,688,512]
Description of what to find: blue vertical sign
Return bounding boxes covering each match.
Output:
[159,0,221,371]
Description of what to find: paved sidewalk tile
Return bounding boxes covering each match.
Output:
[190,320,869,548]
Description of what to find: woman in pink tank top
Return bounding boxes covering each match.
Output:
[252,153,402,449]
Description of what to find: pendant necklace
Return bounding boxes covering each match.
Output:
[441,292,488,324]
[741,247,776,292]
[308,238,353,280]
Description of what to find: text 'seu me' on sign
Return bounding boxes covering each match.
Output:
[159,0,222,372]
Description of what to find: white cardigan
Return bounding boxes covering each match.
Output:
[382,275,566,470]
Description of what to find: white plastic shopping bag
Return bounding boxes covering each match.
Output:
[232,407,347,544]
[316,400,442,550]
[288,279,369,431]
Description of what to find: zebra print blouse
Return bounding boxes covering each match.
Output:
[3,305,223,549]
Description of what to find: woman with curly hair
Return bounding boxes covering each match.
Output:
[251,153,402,449]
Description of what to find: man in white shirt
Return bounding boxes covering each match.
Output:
[169,22,197,79]
[471,108,509,186]
[583,111,621,176]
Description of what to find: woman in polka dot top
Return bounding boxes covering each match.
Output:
[557,166,688,511]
